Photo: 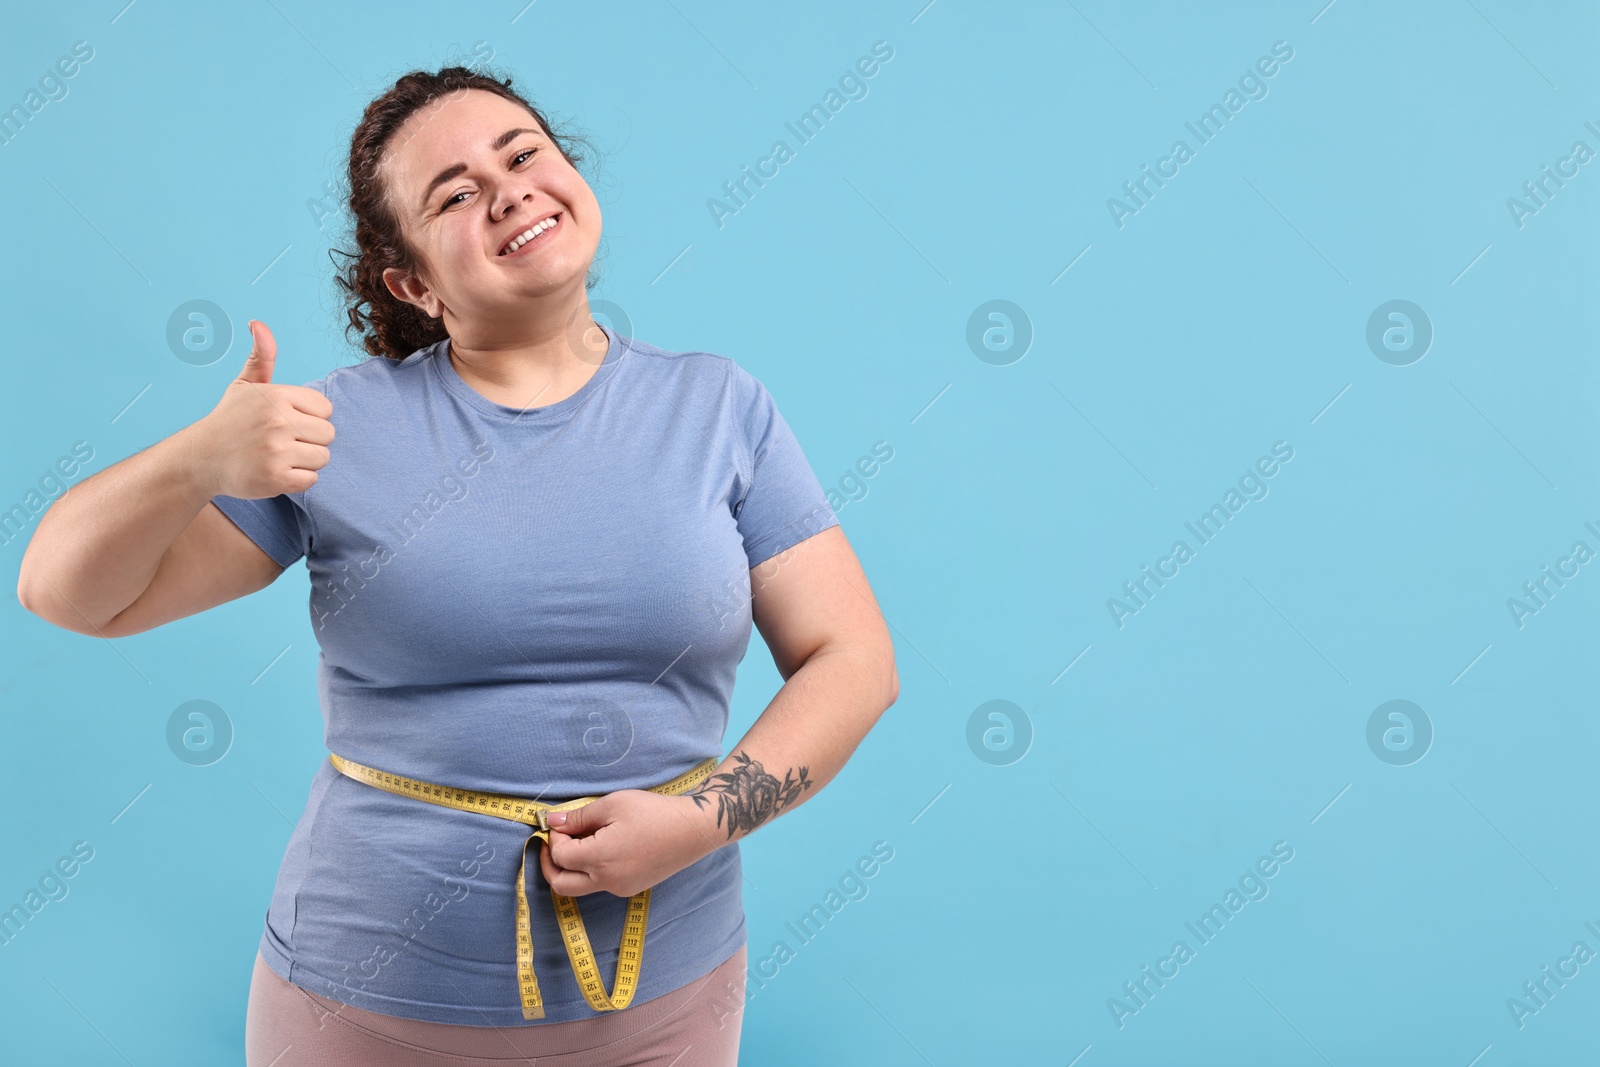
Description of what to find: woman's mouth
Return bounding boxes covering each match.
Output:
[498,213,562,258]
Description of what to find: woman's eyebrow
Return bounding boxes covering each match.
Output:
[419,127,541,209]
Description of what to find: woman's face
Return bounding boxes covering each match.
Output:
[378,88,602,333]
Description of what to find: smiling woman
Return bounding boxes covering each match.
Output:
[332,74,611,407]
[215,66,899,1064]
[15,61,896,1067]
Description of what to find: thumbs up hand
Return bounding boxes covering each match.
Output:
[190,320,336,499]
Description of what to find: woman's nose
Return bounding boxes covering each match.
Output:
[495,188,535,220]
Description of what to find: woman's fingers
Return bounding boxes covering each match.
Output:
[540,836,598,896]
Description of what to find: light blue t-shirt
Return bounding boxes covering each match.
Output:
[212,323,839,1026]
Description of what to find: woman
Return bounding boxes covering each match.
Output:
[15,65,898,1065]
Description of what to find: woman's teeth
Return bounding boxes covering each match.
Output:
[501,215,558,255]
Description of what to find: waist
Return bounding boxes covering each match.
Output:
[323,749,721,1018]
[315,741,725,804]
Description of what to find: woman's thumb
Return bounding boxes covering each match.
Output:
[238,320,276,384]
[546,802,596,835]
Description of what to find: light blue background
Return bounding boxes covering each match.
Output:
[2,1,1597,1063]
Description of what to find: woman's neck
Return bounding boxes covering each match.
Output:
[445,303,609,409]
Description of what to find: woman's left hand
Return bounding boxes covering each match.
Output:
[537,790,724,898]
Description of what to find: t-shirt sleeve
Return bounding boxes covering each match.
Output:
[210,491,311,568]
[208,377,327,569]
[729,363,839,569]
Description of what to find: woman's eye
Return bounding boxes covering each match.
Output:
[443,191,469,208]
[514,148,536,166]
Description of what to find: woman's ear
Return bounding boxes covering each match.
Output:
[383,264,441,318]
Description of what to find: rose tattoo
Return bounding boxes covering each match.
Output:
[689,751,812,840]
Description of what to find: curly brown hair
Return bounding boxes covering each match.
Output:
[330,65,600,362]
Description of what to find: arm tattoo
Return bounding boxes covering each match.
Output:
[689,750,812,840]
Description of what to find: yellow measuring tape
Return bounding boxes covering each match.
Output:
[327,751,720,1020]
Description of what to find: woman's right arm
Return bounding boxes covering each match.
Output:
[16,426,278,637]
[15,321,335,638]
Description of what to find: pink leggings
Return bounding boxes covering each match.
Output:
[244,946,746,1066]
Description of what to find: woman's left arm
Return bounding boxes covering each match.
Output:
[682,525,899,850]
[540,525,897,894]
